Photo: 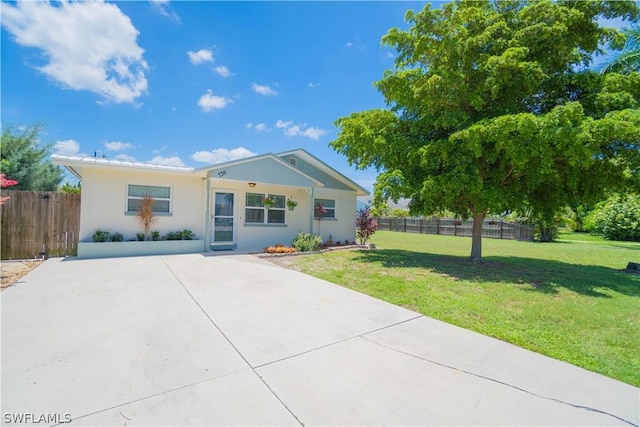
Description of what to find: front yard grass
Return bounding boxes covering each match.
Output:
[284,231,640,386]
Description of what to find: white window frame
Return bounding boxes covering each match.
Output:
[314,198,336,219]
[126,184,172,215]
[245,192,286,225]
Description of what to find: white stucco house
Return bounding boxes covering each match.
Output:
[52,149,369,258]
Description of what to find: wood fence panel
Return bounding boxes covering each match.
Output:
[375,217,534,242]
[0,191,81,259]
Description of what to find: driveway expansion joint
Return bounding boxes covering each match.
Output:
[159,256,304,426]
[361,336,638,427]
[253,315,424,370]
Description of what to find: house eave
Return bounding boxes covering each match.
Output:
[51,155,205,178]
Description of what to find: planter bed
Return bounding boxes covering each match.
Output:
[77,240,205,259]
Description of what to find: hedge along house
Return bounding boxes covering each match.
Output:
[51,149,369,258]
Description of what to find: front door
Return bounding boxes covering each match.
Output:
[211,191,236,247]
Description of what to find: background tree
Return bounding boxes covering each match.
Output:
[601,25,640,74]
[331,0,639,260]
[61,182,81,194]
[1,124,64,191]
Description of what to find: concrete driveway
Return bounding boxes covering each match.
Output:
[2,254,638,426]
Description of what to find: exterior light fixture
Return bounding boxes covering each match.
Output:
[248,182,257,188]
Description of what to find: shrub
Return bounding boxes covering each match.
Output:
[164,231,182,241]
[587,194,640,241]
[164,229,195,241]
[152,231,161,241]
[136,195,157,240]
[92,230,111,242]
[356,207,378,244]
[136,232,145,241]
[265,243,297,254]
[109,232,123,242]
[292,232,322,252]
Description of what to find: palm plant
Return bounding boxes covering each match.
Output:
[137,195,157,240]
[601,25,640,75]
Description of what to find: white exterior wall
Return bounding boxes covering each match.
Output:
[209,181,314,252]
[79,168,205,242]
[312,188,357,244]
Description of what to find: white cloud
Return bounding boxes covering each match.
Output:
[152,145,168,154]
[54,139,80,155]
[104,141,133,151]
[214,66,230,77]
[275,120,293,129]
[308,82,319,88]
[284,125,302,137]
[251,82,278,96]
[254,123,270,133]
[198,89,232,111]
[246,123,253,128]
[115,154,137,162]
[276,120,327,140]
[191,147,256,164]
[187,49,213,65]
[301,126,327,140]
[149,0,180,23]
[1,1,148,104]
[345,41,353,47]
[152,144,168,154]
[149,155,185,167]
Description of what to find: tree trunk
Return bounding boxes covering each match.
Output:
[470,211,485,262]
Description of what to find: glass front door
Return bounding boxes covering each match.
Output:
[212,191,235,244]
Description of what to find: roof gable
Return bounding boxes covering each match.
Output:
[202,155,322,188]
[277,149,369,195]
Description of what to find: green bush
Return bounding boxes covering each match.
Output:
[109,232,123,242]
[587,194,640,241]
[92,230,110,242]
[152,230,161,241]
[136,232,145,241]
[164,231,182,241]
[163,229,195,240]
[292,232,322,252]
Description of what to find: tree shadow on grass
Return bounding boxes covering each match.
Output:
[353,249,640,298]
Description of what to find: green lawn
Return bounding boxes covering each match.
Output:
[284,231,640,386]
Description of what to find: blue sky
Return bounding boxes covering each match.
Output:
[1,1,632,192]
[1,0,434,190]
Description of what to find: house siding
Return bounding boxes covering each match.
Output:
[312,187,357,244]
[208,181,313,252]
[279,154,354,191]
[208,157,317,188]
[79,168,205,243]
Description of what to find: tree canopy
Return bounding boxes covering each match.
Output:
[0,124,64,192]
[331,0,640,260]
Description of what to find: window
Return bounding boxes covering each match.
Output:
[314,198,336,219]
[127,184,171,214]
[288,157,297,166]
[246,193,286,224]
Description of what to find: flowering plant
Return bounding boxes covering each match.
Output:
[0,173,18,205]
[262,197,276,208]
[314,203,327,220]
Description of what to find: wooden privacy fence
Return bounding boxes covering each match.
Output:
[1,191,81,259]
[376,217,534,241]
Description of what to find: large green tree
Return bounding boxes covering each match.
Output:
[331,0,640,260]
[1,124,64,191]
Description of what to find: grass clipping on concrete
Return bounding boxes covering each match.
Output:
[277,231,640,386]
